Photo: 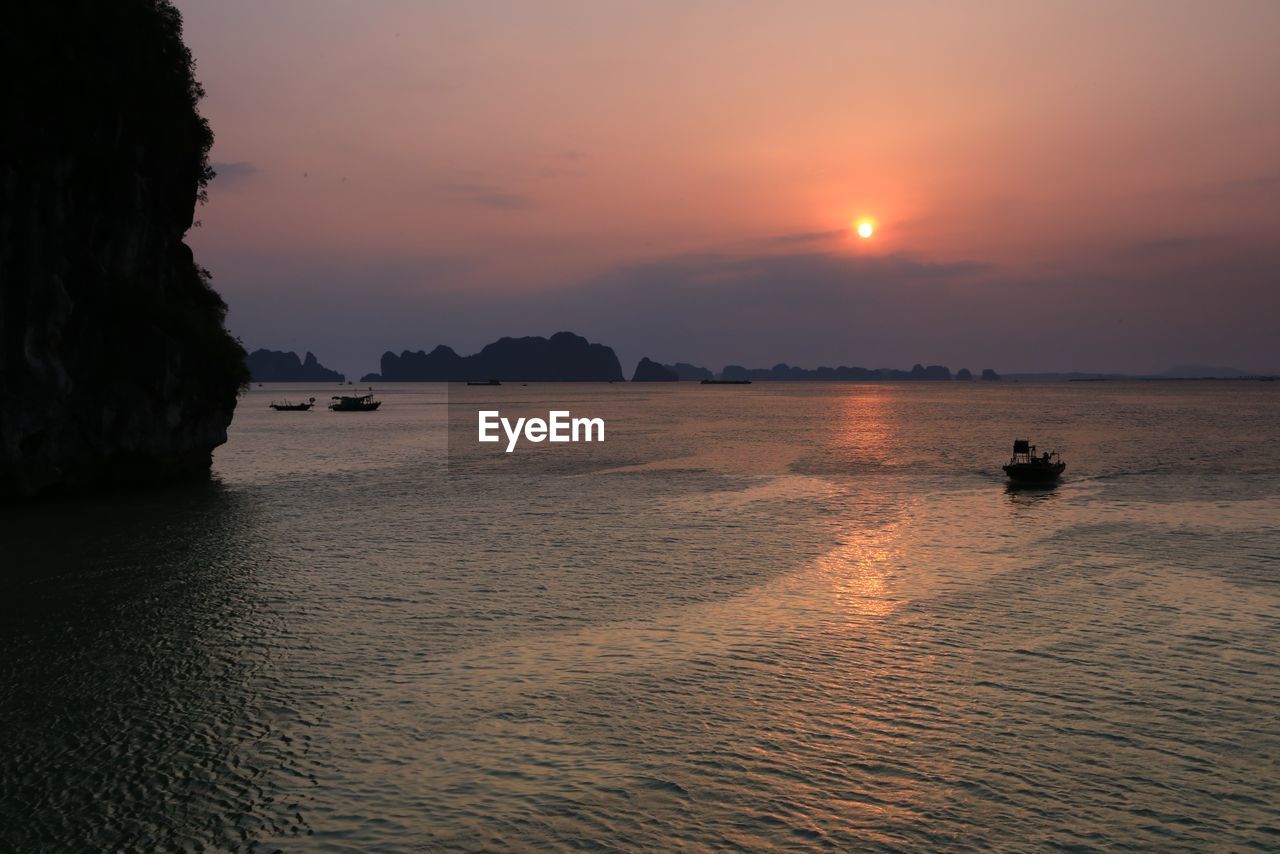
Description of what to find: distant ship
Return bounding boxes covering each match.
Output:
[329,393,381,412]
[1003,439,1065,484]
[269,397,315,411]
[467,379,501,386]
[701,379,752,385]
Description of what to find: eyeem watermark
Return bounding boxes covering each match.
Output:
[478,410,605,452]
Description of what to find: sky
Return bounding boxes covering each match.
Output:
[177,0,1280,378]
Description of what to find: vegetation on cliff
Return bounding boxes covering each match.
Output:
[0,1,247,496]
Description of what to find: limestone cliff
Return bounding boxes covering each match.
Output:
[0,1,247,497]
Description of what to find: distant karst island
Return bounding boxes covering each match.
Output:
[632,358,679,382]
[363,332,624,382]
[245,333,1267,386]
[349,341,1012,383]
[713,363,998,382]
[353,338,1005,384]
[667,362,716,381]
[247,349,345,383]
[620,360,1003,382]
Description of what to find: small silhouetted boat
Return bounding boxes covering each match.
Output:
[467,379,501,386]
[701,379,752,384]
[1003,439,1065,484]
[270,397,316,411]
[329,393,381,412]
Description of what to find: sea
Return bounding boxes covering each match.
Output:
[2,381,1278,850]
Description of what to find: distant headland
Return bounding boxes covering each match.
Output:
[246,332,1268,385]
[247,349,344,383]
[348,338,998,384]
[667,362,715,381]
[362,331,624,382]
[345,335,1004,384]
[633,362,1266,383]
[632,358,679,382]
[713,363,996,382]
[247,332,1269,386]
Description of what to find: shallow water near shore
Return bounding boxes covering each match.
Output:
[3,381,1278,850]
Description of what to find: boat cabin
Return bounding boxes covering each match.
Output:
[1007,438,1062,471]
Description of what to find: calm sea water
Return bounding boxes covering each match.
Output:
[2,382,1278,850]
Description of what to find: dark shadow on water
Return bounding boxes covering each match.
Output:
[0,479,313,849]
[1004,479,1062,504]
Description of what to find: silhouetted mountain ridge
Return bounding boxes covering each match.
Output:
[1157,365,1249,378]
[665,362,715,381]
[364,332,624,382]
[632,358,679,382]
[247,349,344,382]
[1005,366,1258,380]
[717,363,984,381]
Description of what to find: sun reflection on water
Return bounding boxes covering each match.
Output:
[811,524,901,619]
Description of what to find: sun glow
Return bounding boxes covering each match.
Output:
[856,220,875,239]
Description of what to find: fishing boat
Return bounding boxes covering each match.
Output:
[269,397,315,411]
[1002,439,1065,484]
[329,393,381,412]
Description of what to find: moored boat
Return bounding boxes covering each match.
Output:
[1002,439,1065,484]
[329,393,381,412]
[270,397,316,411]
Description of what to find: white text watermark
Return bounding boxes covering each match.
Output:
[478,410,605,452]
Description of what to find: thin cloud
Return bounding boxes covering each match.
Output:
[1109,235,1210,260]
[756,228,846,247]
[433,181,534,210]
[209,160,256,187]
[1212,173,1280,196]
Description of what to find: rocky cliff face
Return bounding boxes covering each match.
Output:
[0,2,247,497]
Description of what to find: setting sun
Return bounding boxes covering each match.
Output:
[856,220,875,239]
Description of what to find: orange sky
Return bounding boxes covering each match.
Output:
[178,1,1280,376]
